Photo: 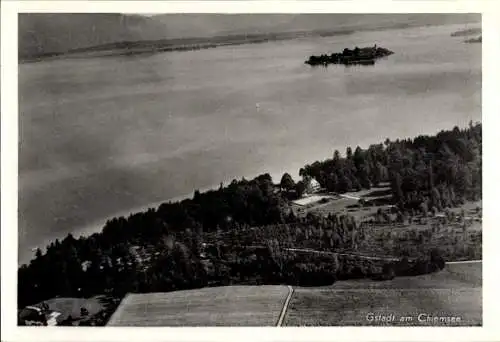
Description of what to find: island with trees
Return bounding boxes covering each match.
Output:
[464,36,482,44]
[18,122,481,325]
[305,45,394,66]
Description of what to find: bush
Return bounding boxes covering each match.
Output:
[430,249,445,270]
[372,263,395,281]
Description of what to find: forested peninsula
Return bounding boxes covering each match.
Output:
[18,122,482,325]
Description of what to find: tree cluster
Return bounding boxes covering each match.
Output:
[299,122,482,213]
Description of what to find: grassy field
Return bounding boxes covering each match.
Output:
[103,262,481,327]
[283,262,481,326]
[297,185,393,219]
[106,285,290,326]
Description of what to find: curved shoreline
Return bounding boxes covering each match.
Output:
[19,167,292,266]
[19,185,215,266]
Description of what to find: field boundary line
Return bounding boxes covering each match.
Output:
[446,260,482,264]
[106,293,132,326]
[284,247,402,262]
[276,285,294,327]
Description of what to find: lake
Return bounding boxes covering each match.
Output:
[18,23,481,265]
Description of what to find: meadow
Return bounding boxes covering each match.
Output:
[103,262,481,326]
[283,261,481,326]
[107,285,290,326]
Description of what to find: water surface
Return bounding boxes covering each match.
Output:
[19,23,481,264]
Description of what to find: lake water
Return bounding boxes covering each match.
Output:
[18,23,481,264]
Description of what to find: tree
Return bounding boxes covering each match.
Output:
[430,185,439,201]
[371,162,384,186]
[382,263,396,280]
[326,173,338,192]
[35,248,43,259]
[430,249,445,270]
[333,150,341,163]
[353,146,364,167]
[338,174,352,193]
[280,173,295,192]
[295,181,306,198]
[420,202,429,217]
[346,147,353,160]
[456,166,472,198]
[391,172,404,203]
[80,307,89,317]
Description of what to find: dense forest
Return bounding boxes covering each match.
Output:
[299,121,481,211]
[18,122,481,317]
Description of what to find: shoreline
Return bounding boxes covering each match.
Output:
[18,118,482,266]
[19,167,293,266]
[19,21,480,65]
[19,185,215,266]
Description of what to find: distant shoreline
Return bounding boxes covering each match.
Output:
[19,29,354,64]
[19,21,480,64]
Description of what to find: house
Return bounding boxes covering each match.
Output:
[81,260,92,272]
[305,178,321,194]
[18,305,62,326]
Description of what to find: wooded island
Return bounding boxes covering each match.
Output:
[305,45,394,66]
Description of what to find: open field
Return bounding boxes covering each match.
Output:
[296,185,393,219]
[104,262,481,326]
[283,261,481,326]
[107,285,290,326]
[291,195,332,207]
[445,261,482,286]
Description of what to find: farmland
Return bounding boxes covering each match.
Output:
[283,261,482,326]
[107,285,290,326]
[103,261,481,326]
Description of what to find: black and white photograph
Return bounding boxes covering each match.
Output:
[2,1,498,340]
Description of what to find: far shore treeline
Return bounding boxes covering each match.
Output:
[18,122,482,315]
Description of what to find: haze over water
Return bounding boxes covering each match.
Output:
[19,23,481,265]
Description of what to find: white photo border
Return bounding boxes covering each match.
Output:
[2,1,499,342]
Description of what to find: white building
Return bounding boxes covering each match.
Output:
[305,178,321,194]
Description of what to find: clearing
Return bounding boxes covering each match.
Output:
[293,185,393,219]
